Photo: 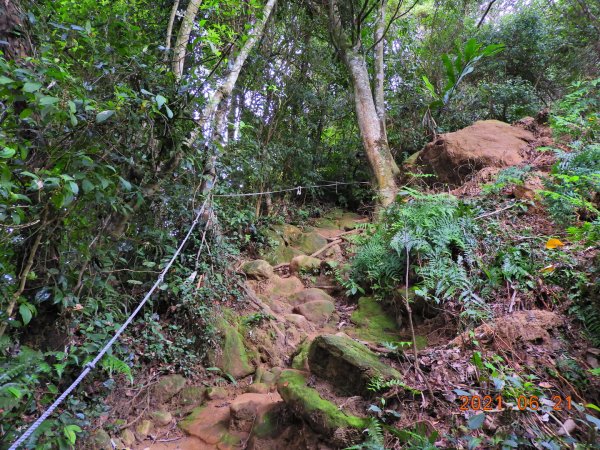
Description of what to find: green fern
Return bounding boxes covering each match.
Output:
[101,355,133,383]
[345,417,385,450]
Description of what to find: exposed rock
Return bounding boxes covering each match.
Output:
[450,310,562,350]
[216,320,254,379]
[293,300,335,325]
[418,120,535,186]
[314,217,338,229]
[241,260,274,280]
[120,429,136,447]
[294,232,328,254]
[206,386,228,400]
[349,297,400,342]
[338,213,363,231]
[277,370,368,447]
[149,410,172,426]
[89,429,112,450]
[229,399,258,433]
[308,334,402,396]
[287,288,335,306]
[271,224,303,244]
[153,374,186,403]
[179,386,206,407]
[262,245,305,265]
[289,255,322,274]
[265,275,305,298]
[135,419,154,440]
[291,340,312,371]
[284,313,313,332]
[246,383,270,394]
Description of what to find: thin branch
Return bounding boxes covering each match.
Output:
[477,0,497,28]
[366,0,420,53]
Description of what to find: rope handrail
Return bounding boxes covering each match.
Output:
[9,196,212,450]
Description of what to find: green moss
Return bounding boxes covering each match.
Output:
[253,411,279,438]
[291,340,310,371]
[308,334,402,396]
[277,370,368,434]
[178,406,206,434]
[216,318,254,379]
[414,335,428,350]
[349,297,400,343]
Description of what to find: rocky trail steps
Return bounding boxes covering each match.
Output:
[96,209,569,450]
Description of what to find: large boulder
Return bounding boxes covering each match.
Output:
[287,288,335,306]
[418,120,535,186]
[241,260,274,280]
[277,370,368,447]
[308,334,401,396]
[216,320,254,379]
[153,374,186,403]
[289,255,322,274]
[293,300,335,325]
[293,232,328,255]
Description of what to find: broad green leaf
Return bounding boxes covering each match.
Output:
[165,105,173,119]
[68,181,79,195]
[0,75,15,84]
[155,94,167,109]
[441,54,456,85]
[19,303,32,325]
[118,176,132,191]
[468,413,485,430]
[0,147,16,158]
[82,179,94,193]
[422,75,437,97]
[23,82,42,93]
[39,96,59,106]
[96,110,115,123]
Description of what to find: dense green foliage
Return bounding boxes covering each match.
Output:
[0,0,598,448]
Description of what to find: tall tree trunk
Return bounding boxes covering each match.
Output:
[172,0,202,80]
[344,50,398,205]
[328,0,398,206]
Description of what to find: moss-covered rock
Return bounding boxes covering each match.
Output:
[120,429,136,447]
[216,320,254,379]
[153,374,186,403]
[293,300,335,325]
[277,370,367,447]
[308,334,402,396]
[271,224,303,243]
[178,406,206,434]
[291,340,311,371]
[150,410,172,426]
[338,212,363,231]
[349,297,400,343]
[289,255,322,274]
[262,245,305,265]
[135,419,154,440]
[293,232,328,254]
[287,288,334,306]
[178,386,206,407]
[89,429,112,450]
[206,386,228,400]
[241,260,274,280]
[314,217,338,229]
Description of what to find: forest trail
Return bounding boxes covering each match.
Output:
[123,212,421,450]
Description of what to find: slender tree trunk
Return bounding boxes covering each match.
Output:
[165,0,181,52]
[172,0,202,80]
[374,0,387,142]
[374,0,400,178]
